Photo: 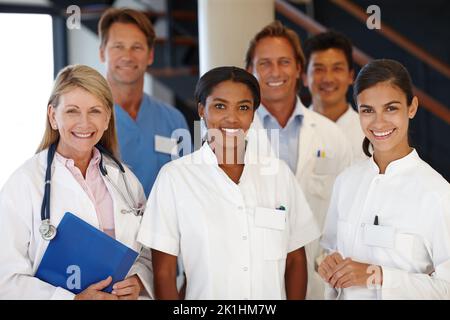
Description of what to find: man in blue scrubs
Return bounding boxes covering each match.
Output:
[99,8,189,196]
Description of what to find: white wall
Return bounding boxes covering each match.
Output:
[198,0,274,75]
[67,23,105,75]
[0,13,53,186]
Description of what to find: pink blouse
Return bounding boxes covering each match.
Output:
[55,148,115,238]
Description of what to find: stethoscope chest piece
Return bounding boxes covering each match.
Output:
[39,219,57,241]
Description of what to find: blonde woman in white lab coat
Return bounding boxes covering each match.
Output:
[319,59,450,299]
[0,65,152,300]
[137,66,320,300]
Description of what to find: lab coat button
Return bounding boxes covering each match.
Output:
[242,236,247,240]
[237,206,244,210]
[243,267,248,271]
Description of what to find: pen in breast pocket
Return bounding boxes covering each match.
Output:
[316,150,326,158]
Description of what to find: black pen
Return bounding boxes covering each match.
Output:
[374,215,379,225]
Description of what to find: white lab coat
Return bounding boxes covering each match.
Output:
[247,97,352,299]
[335,105,366,162]
[137,143,320,299]
[321,149,450,299]
[0,149,153,300]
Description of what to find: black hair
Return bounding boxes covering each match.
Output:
[303,30,354,71]
[353,59,415,157]
[195,66,261,109]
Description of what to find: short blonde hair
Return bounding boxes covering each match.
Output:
[36,64,118,157]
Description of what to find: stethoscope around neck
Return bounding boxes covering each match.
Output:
[39,142,145,241]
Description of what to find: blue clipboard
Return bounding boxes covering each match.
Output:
[35,212,139,294]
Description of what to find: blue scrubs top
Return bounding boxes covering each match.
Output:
[114,94,189,197]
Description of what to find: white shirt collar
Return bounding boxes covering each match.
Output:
[369,148,420,176]
[257,96,305,127]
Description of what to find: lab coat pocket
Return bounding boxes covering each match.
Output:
[255,207,287,260]
[313,152,338,175]
[363,224,396,249]
[255,207,286,231]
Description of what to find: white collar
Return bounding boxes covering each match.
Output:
[369,148,420,176]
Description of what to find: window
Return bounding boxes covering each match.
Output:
[0,13,54,187]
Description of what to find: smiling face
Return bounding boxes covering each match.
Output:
[198,80,255,152]
[248,36,300,106]
[304,48,354,108]
[100,22,153,86]
[48,86,111,160]
[357,81,418,157]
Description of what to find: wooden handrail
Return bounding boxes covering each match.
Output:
[147,66,198,77]
[330,0,450,79]
[414,88,450,124]
[275,0,450,125]
[155,36,198,46]
[275,0,326,34]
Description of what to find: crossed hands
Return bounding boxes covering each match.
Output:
[74,275,144,300]
[318,252,383,289]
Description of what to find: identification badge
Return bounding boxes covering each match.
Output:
[254,207,286,231]
[154,135,178,156]
[363,224,395,248]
